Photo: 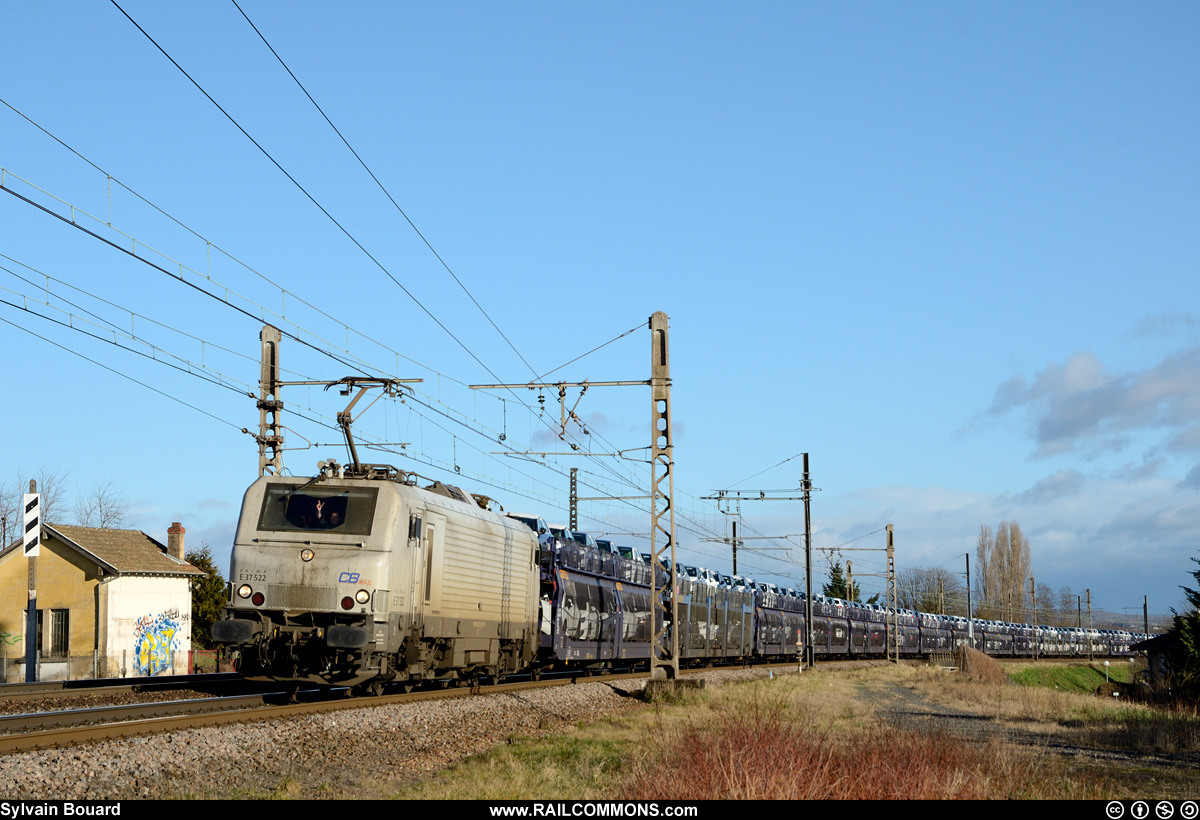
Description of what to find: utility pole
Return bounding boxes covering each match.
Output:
[24,480,39,683]
[471,312,676,678]
[648,311,678,679]
[1030,576,1037,660]
[1144,595,1150,637]
[731,519,739,575]
[569,468,578,531]
[965,553,973,649]
[251,325,422,476]
[703,474,811,656]
[886,524,897,663]
[1087,589,1093,661]
[803,454,814,669]
[257,325,283,475]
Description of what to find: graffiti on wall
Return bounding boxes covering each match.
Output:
[0,631,22,646]
[133,608,188,676]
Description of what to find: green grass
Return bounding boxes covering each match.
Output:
[394,728,640,799]
[1008,661,1136,692]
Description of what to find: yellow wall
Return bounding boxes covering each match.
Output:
[0,535,102,657]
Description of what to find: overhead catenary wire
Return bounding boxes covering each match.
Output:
[2,95,654,511]
[107,5,657,505]
[0,253,281,377]
[226,0,659,503]
[0,290,256,396]
[0,315,245,433]
[109,0,532,402]
[722,452,806,492]
[0,95,468,388]
[3,20,711,562]
[229,0,541,382]
[0,176,648,517]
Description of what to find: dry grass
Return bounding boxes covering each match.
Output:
[391,663,1200,801]
[1077,703,1200,755]
[623,681,1104,800]
[956,646,1007,684]
[909,661,1120,726]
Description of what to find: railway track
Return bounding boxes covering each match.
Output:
[0,669,656,755]
[0,672,243,701]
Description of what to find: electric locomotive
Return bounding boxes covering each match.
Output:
[211,461,540,693]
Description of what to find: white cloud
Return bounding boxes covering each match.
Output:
[679,477,1197,613]
[989,347,1200,458]
[1010,470,1085,506]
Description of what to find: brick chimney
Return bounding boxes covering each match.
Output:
[167,522,185,560]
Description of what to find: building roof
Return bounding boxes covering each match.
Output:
[1131,630,1182,653]
[1,524,205,577]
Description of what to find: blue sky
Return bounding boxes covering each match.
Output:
[1,2,1196,621]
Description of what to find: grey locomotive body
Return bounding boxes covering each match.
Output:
[211,471,539,691]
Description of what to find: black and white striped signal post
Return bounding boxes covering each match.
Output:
[23,483,39,683]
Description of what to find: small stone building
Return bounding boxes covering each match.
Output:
[0,522,204,681]
[1131,631,1182,690]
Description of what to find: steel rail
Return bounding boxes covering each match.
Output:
[0,662,808,755]
[0,673,647,755]
[0,673,243,701]
[0,694,271,734]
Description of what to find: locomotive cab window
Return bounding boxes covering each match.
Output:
[258,484,379,535]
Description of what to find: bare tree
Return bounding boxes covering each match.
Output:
[975,519,1032,621]
[1007,521,1032,620]
[1058,585,1079,627]
[899,566,967,615]
[73,478,130,529]
[1,466,71,541]
[1035,582,1055,626]
[975,524,997,619]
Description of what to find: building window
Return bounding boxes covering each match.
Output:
[47,610,69,659]
[22,609,69,659]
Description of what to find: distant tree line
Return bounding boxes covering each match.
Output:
[887,520,1090,627]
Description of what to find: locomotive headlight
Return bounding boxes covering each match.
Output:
[237,584,253,599]
[355,589,371,605]
[300,548,315,562]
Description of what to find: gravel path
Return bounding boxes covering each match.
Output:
[858,675,1200,771]
[0,668,770,800]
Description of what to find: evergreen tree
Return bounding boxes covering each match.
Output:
[187,542,228,650]
[822,561,861,602]
[1172,558,1200,674]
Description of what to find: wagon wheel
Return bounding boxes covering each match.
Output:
[353,680,384,697]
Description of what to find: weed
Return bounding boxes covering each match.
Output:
[622,685,1103,800]
[1080,705,1200,754]
[957,647,1008,685]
